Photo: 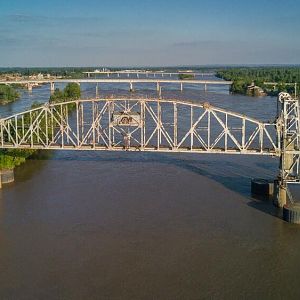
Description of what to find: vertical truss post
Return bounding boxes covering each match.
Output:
[30,111,33,147]
[92,100,96,148]
[140,100,145,149]
[242,118,245,151]
[60,104,64,148]
[15,116,18,146]
[157,100,161,149]
[275,93,300,207]
[108,101,112,149]
[76,101,80,147]
[225,113,228,151]
[45,107,48,147]
[190,106,194,150]
[173,102,177,149]
[207,110,211,150]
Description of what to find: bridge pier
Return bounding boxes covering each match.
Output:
[204,84,207,92]
[274,182,287,208]
[27,83,33,92]
[251,179,274,199]
[156,82,160,92]
[96,84,99,98]
[180,83,183,92]
[129,82,134,92]
[274,138,295,208]
[50,82,55,94]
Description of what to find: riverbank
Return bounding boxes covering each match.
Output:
[0,83,81,182]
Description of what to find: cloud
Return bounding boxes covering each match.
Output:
[172,40,246,48]
[6,14,45,24]
[4,14,105,25]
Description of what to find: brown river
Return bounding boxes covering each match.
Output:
[1,76,300,299]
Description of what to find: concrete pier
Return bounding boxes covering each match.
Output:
[274,138,295,207]
[50,82,55,93]
[27,83,33,91]
[0,169,15,188]
[129,82,134,92]
[251,178,274,199]
[96,84,99,98]
[283,204,300,224]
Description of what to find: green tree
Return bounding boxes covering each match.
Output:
[0,84,19,104]
[63,83,81,100]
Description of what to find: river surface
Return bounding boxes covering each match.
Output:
[1,76,300,300]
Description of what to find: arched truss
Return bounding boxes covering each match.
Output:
[0,98,279,155]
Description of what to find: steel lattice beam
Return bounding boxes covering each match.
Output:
[0,98,279,156]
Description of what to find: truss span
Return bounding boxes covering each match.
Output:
[0,98,279,155]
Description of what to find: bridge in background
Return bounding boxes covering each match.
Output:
[0,79,233,93]
[0,93,299,208]
[83,70,215,78]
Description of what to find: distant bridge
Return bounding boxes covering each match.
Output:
[0,79,233,92]
[83,71,215,78]
[0,93,298,207]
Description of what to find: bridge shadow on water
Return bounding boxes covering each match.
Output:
[20,150,284,220]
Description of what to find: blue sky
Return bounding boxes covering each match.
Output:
[0,0,299,67]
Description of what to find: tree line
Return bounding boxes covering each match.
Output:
[216,67,300,96]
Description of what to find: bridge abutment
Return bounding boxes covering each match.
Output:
[0,169,15,188]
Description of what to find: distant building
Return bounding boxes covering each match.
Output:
[37,73,44,80]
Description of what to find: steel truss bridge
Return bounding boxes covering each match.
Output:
[0,93,299,205]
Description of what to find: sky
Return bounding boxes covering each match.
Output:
[0,0,300,67]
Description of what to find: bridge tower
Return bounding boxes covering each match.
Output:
[275,93,300,207]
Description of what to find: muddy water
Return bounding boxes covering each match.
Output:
[1,78,300,300]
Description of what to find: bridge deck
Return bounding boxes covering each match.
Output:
[0,79,233,85]
[0,144,277,156]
